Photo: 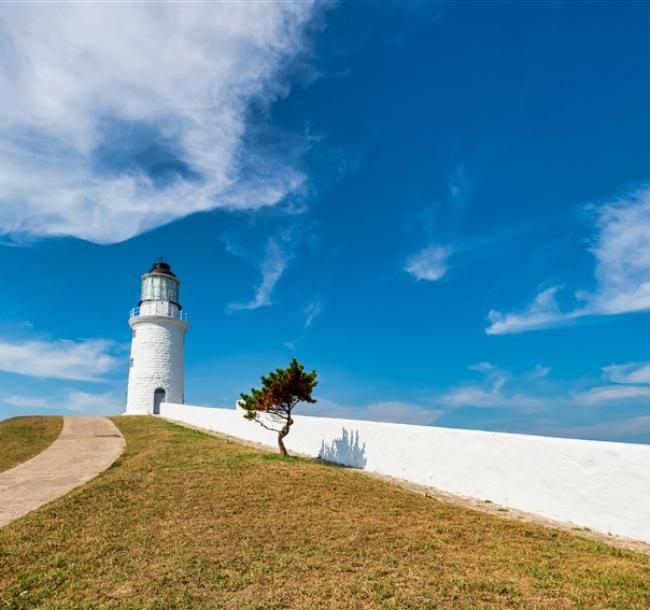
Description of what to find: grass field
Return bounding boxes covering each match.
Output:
[1,416,649,609]
[0,416,63,474]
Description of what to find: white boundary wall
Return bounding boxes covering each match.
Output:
[160,402,650,543]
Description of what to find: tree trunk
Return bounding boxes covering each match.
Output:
[277,415,293,457]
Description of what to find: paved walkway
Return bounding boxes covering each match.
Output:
[0,416,125,527]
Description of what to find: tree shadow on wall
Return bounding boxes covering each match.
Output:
[319,428,367,469]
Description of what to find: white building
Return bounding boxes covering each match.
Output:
[124,260,188,415]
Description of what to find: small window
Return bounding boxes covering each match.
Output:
[132,329,137,338]
[130,358,134,368]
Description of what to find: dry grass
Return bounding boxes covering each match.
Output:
[1,416,649,609]
[0,416,63,474]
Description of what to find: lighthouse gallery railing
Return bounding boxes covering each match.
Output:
[130,306,188,322]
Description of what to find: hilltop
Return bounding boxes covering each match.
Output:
[1,416,649,609]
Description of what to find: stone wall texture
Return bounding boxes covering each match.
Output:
[160,402,650,543]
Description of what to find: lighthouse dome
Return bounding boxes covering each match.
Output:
[147,260,177,278]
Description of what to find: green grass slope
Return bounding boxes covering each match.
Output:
[0,416,63,474]
[1,416,648,609]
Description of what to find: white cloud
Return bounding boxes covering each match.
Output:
[442,363,550,411]
[604,361,650,385]
[311,398,443,426]
[487,187,650,334]
[446,359,650,411]
[65,391,122,413]
[404,244,451,281]
[442,382,547,411]
[530,365,551,378]
[227,239,288,311]
[487,286,577,335]
[574,384,650,406]
[304,301,322,328]
[305,359,650,436]
[0,338,119,381]
[0,3,318,244]
[356,401,443,425]
[448,165,474,205]
[555,415,650,440]
[467,361,496,373]
[4,395,54,409]
[304,360,650,438]
[5,390,122,414]
[588,190,650,314]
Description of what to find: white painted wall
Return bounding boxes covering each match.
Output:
[125,316,186,414]
[160,402,650,543]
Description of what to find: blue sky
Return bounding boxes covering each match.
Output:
[1,2,650,443]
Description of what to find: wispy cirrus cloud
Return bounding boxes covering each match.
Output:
[303,301,322,328]
[487,187,650,334]
[309,398,443,426]
[553,415,650,441]
[64,391,122,413]
[0,337,119,382]
[404,244,451,281]
[444,359,650,414]
[487,286,577,335]
[0,3,319,244]
[5,390,122,414]
[442,363,549,411]
[3,395,53,409]
[572,359,650,406]
[448,164,474,206]
[295,360,649,439]
[573,384,650,406]
[603,361,650,385]
[227,239,289,312]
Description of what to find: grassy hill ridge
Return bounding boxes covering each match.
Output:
[0,416,648,609]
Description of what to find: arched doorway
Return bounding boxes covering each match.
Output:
[153,388,166,415]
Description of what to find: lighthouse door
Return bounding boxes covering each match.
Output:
[153,388,166,415]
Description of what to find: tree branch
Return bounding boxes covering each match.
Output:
[254,415,282,433]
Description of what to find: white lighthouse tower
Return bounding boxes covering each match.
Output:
[125,260,188,415]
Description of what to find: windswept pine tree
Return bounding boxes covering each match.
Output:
[240,359,318,457]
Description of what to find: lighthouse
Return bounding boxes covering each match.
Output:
[124,260,188,415]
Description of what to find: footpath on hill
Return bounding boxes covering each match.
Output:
[1,416,648,610]
[0,416,124,527]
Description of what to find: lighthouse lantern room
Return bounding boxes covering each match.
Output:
[124,260,188,415]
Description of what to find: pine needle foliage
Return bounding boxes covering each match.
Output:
[240,358,318,457]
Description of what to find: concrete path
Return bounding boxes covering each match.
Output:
[0,416,125,528]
